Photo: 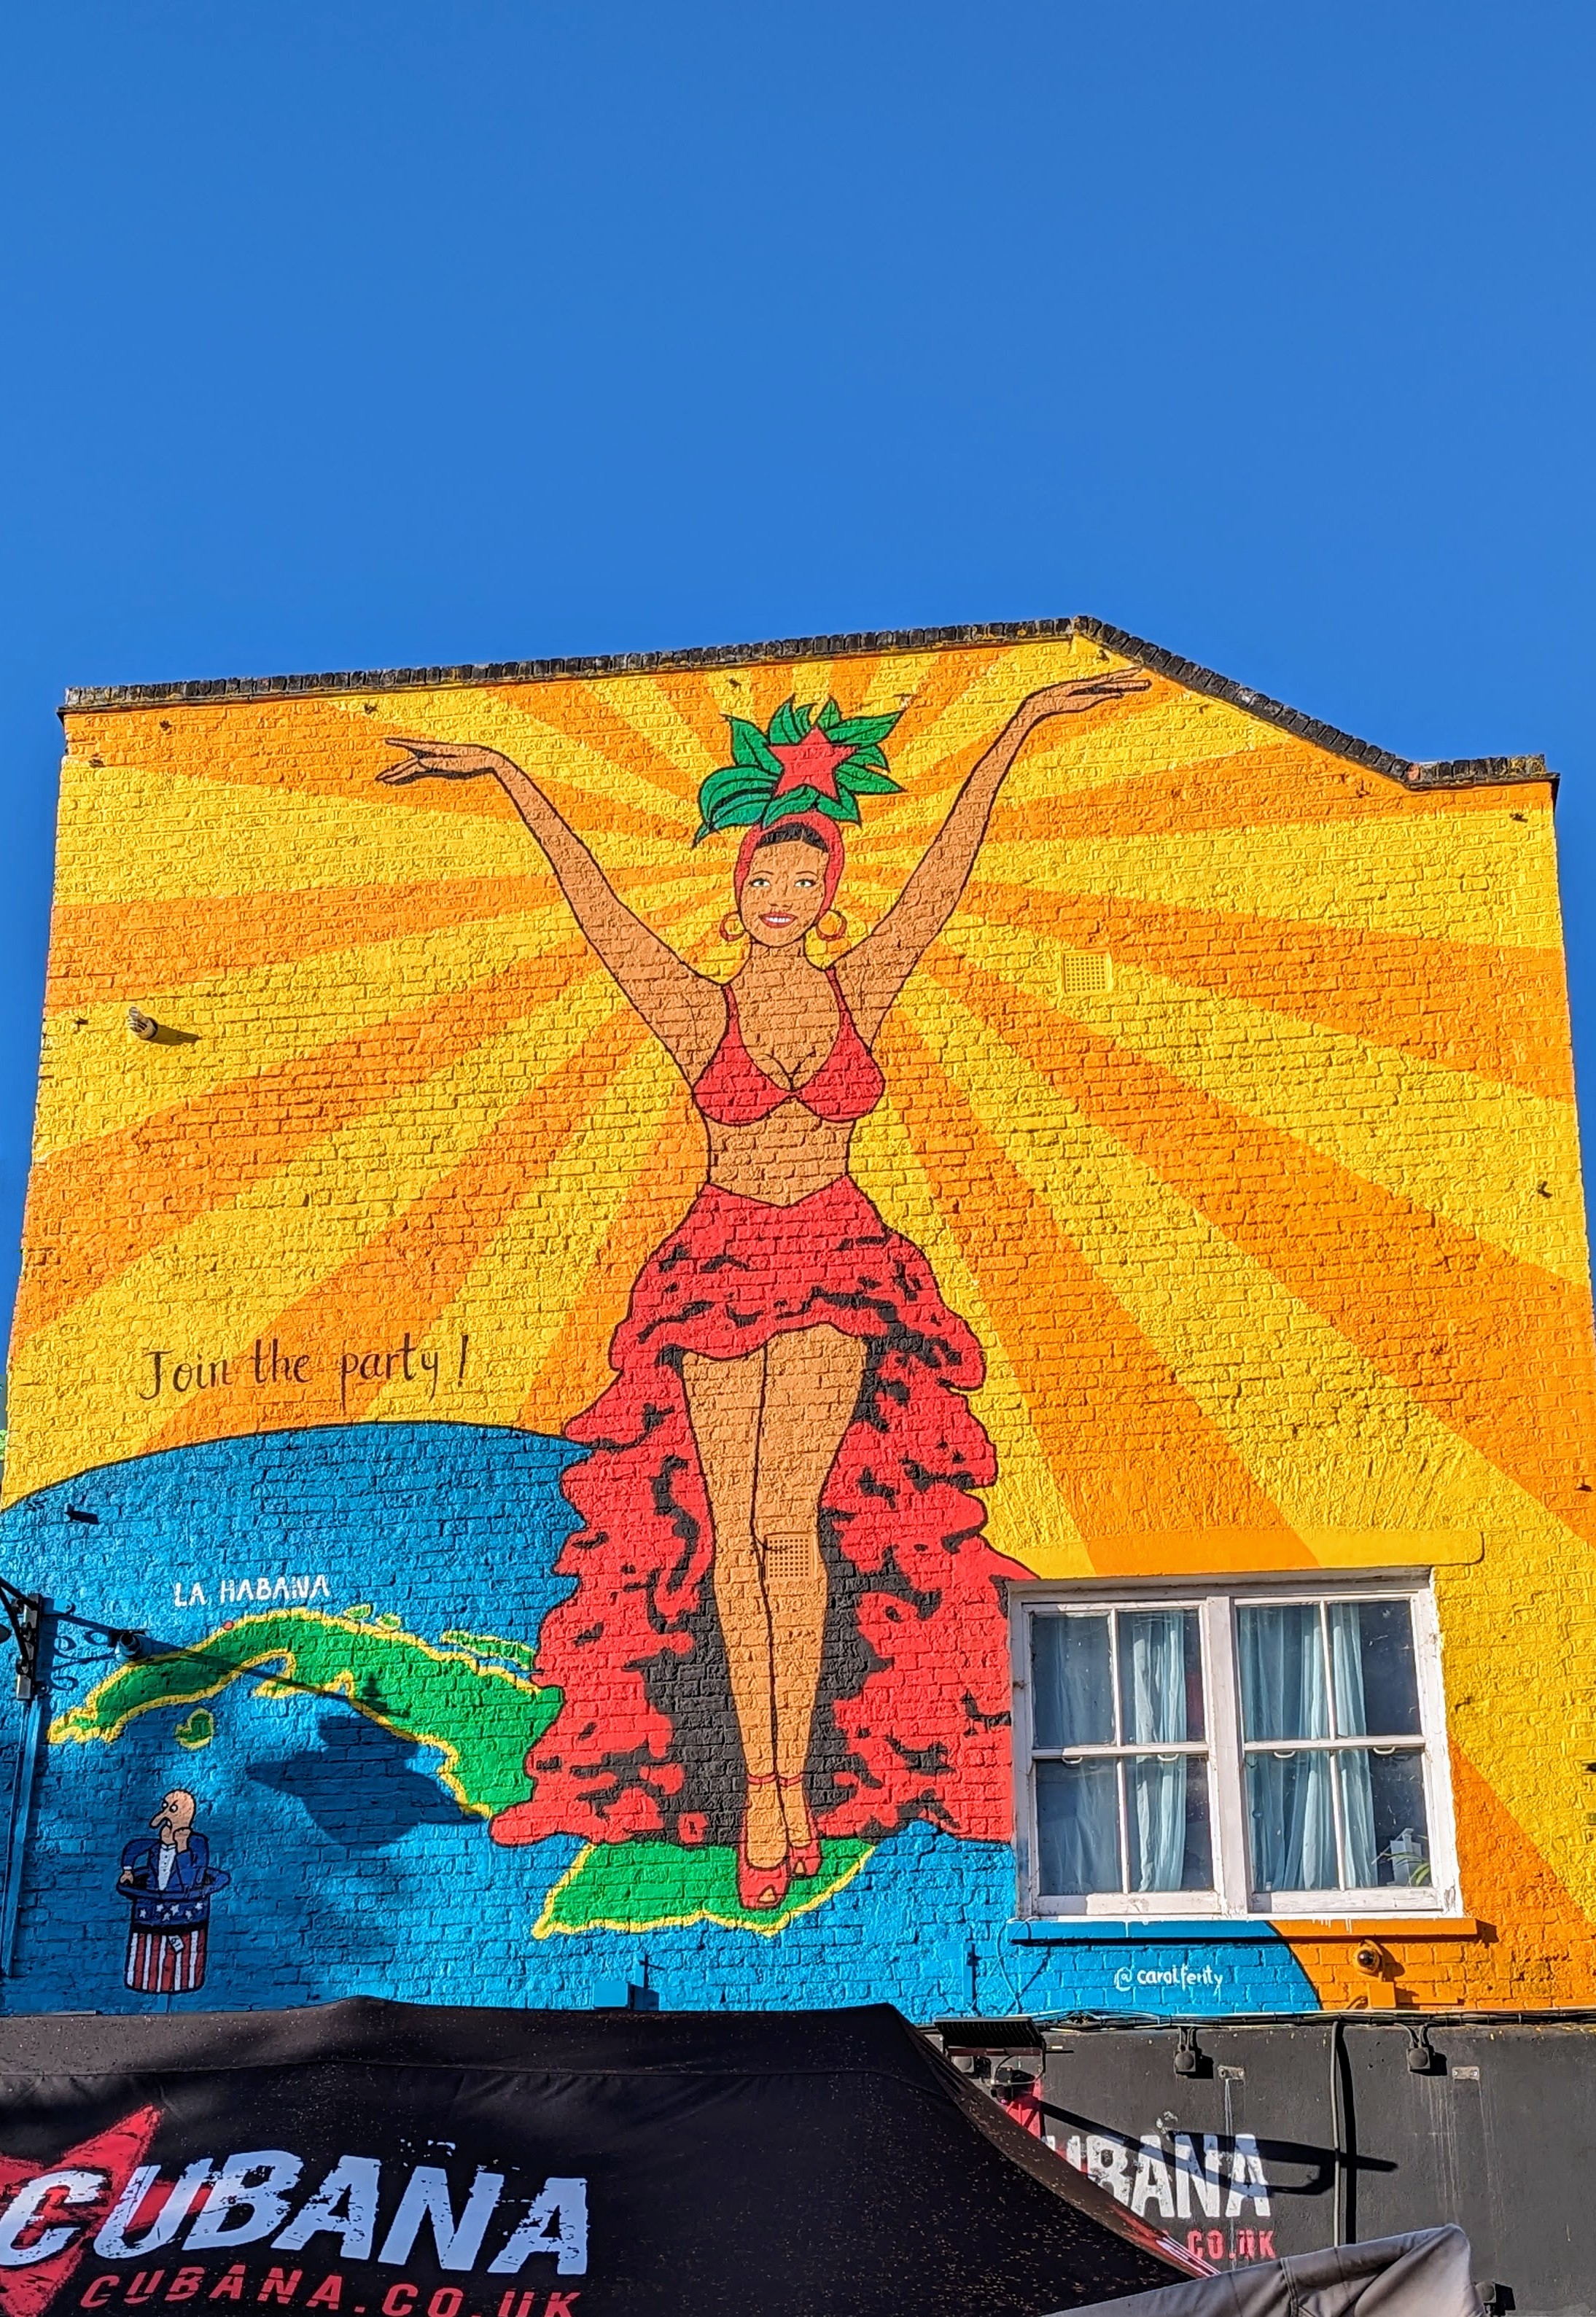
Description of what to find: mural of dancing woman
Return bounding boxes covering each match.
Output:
[381,668,1146,1911]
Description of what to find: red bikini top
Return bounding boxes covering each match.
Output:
[693,969,886,1128]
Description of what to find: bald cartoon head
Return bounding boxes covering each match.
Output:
[151,1789,197,1849]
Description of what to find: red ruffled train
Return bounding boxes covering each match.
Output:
[490,1176,1023,1852]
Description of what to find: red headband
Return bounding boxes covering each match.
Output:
[733,814,845,913]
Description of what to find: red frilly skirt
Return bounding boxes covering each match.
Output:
[490,1176,1021,1852]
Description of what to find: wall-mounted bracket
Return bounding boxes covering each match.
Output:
[0,1581,44,1702]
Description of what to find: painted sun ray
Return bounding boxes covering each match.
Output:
[939,916,1589,1285]
[850,1091,1090,1573]
[878,1015,1301,1551]
[513,680,698,805]
[515,1092,705,1436]
[931,946,1596,1549]
[851,650,946,719]
[43,876,569,1006]
[31,910,601,1158]
[903,973,1495,1539]
[955,881,1576,1104]
[882,636,1107,788]
[144,1008,655,1457]
[11,958,624,1376]
[887,651,1290,812]
[969,809,1564,949]
[351,684,698,828]
[6,970,630,1502]
[67,695,570,834]
[52,760,571,906]
[583,674,726,793]
[370,1040,688,1428]
[642,667,747,767]
[982,747,1552,847]
[706,658,832,730]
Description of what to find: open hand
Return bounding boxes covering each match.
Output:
[1018,669,1151,723]
[378,736,521,785]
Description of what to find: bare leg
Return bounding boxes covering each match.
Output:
[755,1327,868,1855]
[682,1348,786,1873]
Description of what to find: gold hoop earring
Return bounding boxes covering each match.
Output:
[817,909,848,943]
[719,912,747,943]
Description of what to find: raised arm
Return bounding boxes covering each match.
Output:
[380,739,725,1071]
[835,669,1149,1038]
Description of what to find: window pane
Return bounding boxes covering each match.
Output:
[1127,1755,1212,1892]
[1347,1750,1431,1888]
[1328,1600,1422,1740]
[1237,1604,1329,1741]
[1031,1613,1113,1749]
[1036,1758,1121,1895]
[1119,1609,1205,1743]
[1245,1750,1338,1892]
[1337,1745,1378,1886]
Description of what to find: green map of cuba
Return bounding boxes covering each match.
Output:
[54,1607,870,1936]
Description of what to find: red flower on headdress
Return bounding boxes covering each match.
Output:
[769,724,854,801]
[693,696,903,844]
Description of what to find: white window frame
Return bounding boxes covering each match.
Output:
[1009,1573,1460,1923]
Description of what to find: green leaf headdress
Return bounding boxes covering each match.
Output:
[693,696,904,844]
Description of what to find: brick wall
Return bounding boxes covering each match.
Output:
[3,623,1592,2016]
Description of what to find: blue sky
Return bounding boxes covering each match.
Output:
[2,1,1593,1352]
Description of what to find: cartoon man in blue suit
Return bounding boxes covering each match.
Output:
[117,1788,227,1994]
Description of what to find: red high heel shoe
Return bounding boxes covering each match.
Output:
[737,1772,790,1912]
[780,1775,822,1880]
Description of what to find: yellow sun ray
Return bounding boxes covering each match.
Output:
[585,674,724,791]
[905,973,1493,1538]
[966,808,1562,947]
[939,916,1589,1285]
[52,763,554,905]
[900,966,1596,1907]
[880,636,1101,786]
[851,1094,1089,1574]
[373,1040,687,1428]
[6,970,634,1495]
[852,650,947,717]
[32,914,602,1157]
[337,685,699,827]
[704,658,835,726]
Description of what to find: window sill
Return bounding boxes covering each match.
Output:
[1009,1915,1480,1943]
[1272,1916,1481,1940]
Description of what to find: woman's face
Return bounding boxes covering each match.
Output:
[739,840,828,947]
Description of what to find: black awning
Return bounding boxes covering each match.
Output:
[0,2001,1197,2316]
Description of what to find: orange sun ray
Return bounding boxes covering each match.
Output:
[933,949,1596,1543]
[517,1091,705,1433]
[12,943,602,1347]
[956,882,1576,1102]
[882,1013,1306,1549]
[141,1008,654,1452]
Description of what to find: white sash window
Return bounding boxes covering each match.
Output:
[1011,1578,1459,1920]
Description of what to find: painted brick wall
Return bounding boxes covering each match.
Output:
[3,622,1592,2018]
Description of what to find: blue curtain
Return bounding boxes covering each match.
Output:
[1239,1605,1337,1892]
[1122,1610,1188,1892]
[1035,1759,1118,1896]
[1329,1604,1378,1886]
